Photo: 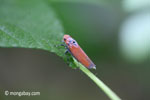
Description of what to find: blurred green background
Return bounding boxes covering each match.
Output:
[0,0,150,100]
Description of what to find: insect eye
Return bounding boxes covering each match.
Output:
[64,38,66,41]
[73,41,76,43]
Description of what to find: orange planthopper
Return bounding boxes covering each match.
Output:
[63,35,96,69]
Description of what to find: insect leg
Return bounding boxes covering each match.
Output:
[65,50,69,54]
[60,44,65,46]
[64,50,70,64]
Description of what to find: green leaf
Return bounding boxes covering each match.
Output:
[0,0,65,56]
[0,0,76,68]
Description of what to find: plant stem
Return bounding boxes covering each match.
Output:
[73,58,121,100]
